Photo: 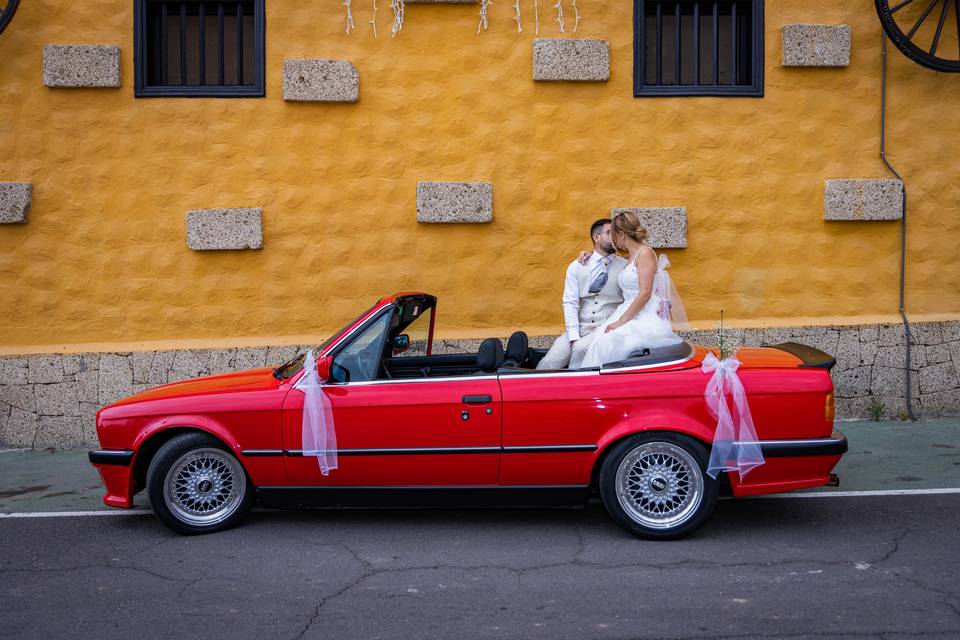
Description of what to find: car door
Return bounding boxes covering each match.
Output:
[282,307,502,486]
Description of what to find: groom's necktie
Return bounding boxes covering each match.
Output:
[589,257,610,293]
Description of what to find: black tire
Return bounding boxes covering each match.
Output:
[599,432,717,540]
[146,432,255,535]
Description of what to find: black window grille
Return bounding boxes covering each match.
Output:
[135,0,265,97]
[634,0,763,97]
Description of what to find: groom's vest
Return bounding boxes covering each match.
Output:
[576,256,626,329]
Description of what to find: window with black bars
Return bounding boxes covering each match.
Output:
[135,0,265,97]
[634,0,763,97]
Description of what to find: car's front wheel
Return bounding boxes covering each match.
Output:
[146,432,255,535]
[599,433,717,540]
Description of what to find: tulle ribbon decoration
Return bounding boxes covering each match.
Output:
[652,254,691,331]
[298,350,338,475]
[701,352,765,480]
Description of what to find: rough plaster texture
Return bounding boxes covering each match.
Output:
[611,208,687,248]
[4,2,960,349]
[782,24,851,67]
[283,59,359,102]
[824,179,904,221]
[42,45,121,88]
[0,183,31,224]
[416,182,493,223]
[3,322,960,448]
[533,39,610,81]
[186,209,263,250]
[405,0,477,3]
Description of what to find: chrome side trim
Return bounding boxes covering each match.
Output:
[502,444,597,453]
[277,445,597,457]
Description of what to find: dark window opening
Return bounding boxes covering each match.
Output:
[135,0,265,97]
[635,0,763,97]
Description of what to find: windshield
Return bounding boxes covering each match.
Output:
[271,302,380,379]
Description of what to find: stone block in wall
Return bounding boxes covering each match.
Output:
[824,179,903,221]
[533,39,610,82]
[416,182,493,223]
[781,24,851,67]
[43,45,121,88]
[0,183,31,224]
[186,208,263,250]
[283,59,359,103]
[611,208,687,249]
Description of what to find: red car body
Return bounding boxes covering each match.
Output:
[89,292,846,535]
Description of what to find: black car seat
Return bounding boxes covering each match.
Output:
[503,331,529,367]
[476,338,505,373]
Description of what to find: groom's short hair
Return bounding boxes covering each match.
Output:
[590,218,612,239]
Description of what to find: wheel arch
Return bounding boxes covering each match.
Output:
[131,426,236,495]
[589,424,731,496]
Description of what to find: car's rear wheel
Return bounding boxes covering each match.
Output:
[146,432,254,535]
[599,433,717,540]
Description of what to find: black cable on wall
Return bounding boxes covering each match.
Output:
[880,32,917,421]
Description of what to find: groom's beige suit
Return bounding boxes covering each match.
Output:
[536,253,627,370]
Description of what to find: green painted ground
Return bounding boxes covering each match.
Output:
[0,419,958,513]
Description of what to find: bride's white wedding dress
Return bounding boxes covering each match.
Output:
[571,249,684,369]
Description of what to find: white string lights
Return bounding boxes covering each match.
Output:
[390,0,404,36]
[477,0,491,34]
[344,0,355,34]
[340,0,579,36]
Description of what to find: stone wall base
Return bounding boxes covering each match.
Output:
[2,321,958,449]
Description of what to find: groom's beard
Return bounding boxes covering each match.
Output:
[598,241,616,255]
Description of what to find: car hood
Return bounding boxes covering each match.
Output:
[108,367,286,407]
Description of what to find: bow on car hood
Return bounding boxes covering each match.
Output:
[108,367,284,407]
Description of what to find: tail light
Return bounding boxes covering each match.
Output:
[825,391,835,422]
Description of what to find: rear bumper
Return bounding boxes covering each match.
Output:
[730,430,848,498]
[89,449,136,508]
[757,430,848,458]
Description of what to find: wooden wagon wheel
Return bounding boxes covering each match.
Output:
[876,0,960,72]
[0,0,20,38]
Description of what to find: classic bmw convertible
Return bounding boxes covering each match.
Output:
[89,292,847,539]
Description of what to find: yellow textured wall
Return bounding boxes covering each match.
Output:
[1,0,959,353]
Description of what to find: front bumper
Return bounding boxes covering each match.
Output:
[88,449,136,508]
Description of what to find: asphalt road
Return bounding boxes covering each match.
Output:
[2,495,959,640]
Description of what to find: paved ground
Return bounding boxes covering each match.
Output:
[1,418,959,639]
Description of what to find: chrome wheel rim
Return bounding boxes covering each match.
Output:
[163,448,245,527]
[615,441,704,530]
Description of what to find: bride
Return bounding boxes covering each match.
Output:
[570,211,684,369]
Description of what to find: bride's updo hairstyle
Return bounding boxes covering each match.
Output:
[612,211,648,246]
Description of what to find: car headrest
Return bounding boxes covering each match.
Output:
[504,331,528,364]
[477,338,504,372]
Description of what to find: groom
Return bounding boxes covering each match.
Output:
[536,219,627,369]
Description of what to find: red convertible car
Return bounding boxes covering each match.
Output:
[89,292,846,539]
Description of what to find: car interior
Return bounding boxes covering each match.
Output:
[319,295,696,383]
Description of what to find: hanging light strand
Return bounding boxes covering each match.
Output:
[477,0,492,34]
[344,0,355,34]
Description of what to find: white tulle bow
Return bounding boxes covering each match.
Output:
[701,352,765,480]
[299,350,338,475]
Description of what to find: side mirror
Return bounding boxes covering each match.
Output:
[392,334,411,355]
[315,355,333,383]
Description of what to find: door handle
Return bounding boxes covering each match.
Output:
[462,395,492,405]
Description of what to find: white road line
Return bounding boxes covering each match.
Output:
[0,510,151,518]
[750,487,960,499]
[1,488,959,519]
